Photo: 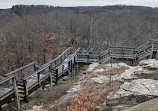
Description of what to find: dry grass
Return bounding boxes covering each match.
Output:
[22,64,129,111]
[42,76,79,111]
[66,65,128,111]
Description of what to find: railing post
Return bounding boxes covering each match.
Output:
[49,66,53,90]
[12,77,20,110]
[76,55,79,74]
[62,65,64,74]
[150,42,154,59]
[33,63,36,71]
[37,72,41,86]
[73,56,76,76]
[68,61,71,78]
[23,80,29,103]
[55,69,58,85]
[70,60,73,76]
[156,48,158,59]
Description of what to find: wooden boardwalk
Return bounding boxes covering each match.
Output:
[100,39,158,63]
[0,47,80,110]
[1,39,158,110]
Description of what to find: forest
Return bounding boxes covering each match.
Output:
[0,5,158,75]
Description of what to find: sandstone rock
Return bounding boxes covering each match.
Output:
[118,67,138,82]
[94,68,105,72]
[118,59,158,82]
[91,75,119,84]
[107,79,158,106]
[26,105,47,111]
[124,97,158,111]
[104,62,131,71]
[139,59,158,70]
[87,63,99,72]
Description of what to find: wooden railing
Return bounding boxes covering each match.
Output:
[56,48,80,78]
[41,47,72,69]
[77,51,100,63]
[0,47,73,110]
[100,39,158,63]
[0,75,20,109]
[4,62,38,80]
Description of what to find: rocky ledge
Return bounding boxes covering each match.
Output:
[106,59,158,111]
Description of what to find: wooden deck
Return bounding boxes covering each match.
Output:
[1,39,158,110]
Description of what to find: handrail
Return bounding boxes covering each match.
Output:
[5,62,36,77]
[135,41,150,51]
[56,48,80,69]
[41,47,71,68]
[100,39,158,63]
[23,47,72,80]
[0,75,16,84]
[110,46,135,49]
[23,64,51,80]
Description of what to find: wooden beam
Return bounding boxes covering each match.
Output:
[12,77,20,110]
[150,43,154,59]
[76,55,79,74]
[68,61,71,78]
[23,80,29,103]
[49,67,53,90]
[55,69,58,85]
[37,72,41,86]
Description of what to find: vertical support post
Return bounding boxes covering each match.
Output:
[55,69,58,85]
[72,57,75,76]
[60,57,62,64]
[68,61,71,78]
[62,65,64,74]
[20,70,23,79]
[76,55,79,74]
[33,63,36,71]
[150,42,154,59]
[156,48,158,59]
[121,47,124,62]
[70,60,73,77]
[38,72,41,86]
[12,77,20,110]
[49,66,53,90]
[24,80,29,103]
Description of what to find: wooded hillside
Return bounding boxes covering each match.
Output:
[0,5,158,75]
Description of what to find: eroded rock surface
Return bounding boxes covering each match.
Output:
[107,79,158,106]
[104,62,131,71]
[118,59,158,82]
[87,63,99,72]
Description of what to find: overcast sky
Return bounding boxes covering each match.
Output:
[0,0,158,9]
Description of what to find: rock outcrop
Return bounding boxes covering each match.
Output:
[87,63,99,73]
[118,59,158,82]
[107,79,158,106]
[106,59,158,110]
[124,97,158,111]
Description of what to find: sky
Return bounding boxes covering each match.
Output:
[0,0,158,9]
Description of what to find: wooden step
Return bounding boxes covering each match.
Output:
[17,84,25,87]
